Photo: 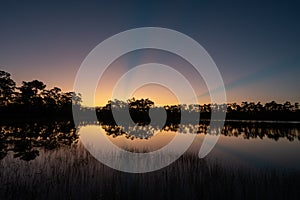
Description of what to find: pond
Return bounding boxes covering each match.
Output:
[0,121,300,199]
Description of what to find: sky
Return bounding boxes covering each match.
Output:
[0,0,300,106]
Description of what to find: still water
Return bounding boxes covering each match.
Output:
[79,121,300,171]
[0,121,300,199]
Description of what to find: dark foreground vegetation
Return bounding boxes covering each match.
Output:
[0,145,299,200]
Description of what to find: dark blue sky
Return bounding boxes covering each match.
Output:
[0,0,299,104]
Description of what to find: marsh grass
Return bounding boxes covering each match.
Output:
[0,142,299,200]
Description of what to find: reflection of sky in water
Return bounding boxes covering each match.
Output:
[210,135,300,170]
[78,124,300,171]
[80,125,177,152]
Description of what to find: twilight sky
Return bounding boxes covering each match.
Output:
[0,0,299,106]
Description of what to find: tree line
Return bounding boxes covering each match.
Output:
[1,69,299,122]
[96,99,300,124]
[0,70,81,120]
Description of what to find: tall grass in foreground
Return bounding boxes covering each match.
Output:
[0,143,299,200]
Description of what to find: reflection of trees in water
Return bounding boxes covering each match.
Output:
[222,122,300,141]
[100,123,180,140]
[100,121,300,142]
[0,120,299,161]
[0,121,77,161]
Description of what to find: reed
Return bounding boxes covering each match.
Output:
[0,142,299,200]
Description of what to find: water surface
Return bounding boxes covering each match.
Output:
[0,121,299,199]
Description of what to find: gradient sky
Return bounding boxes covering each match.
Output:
[1,0,299,106]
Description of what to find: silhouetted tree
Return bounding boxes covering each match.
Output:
[0,70,16,106]
[19,80,46,105]
[43,87,62,109]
